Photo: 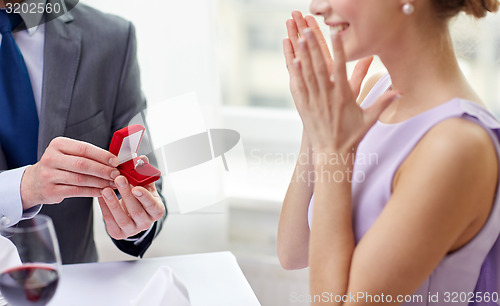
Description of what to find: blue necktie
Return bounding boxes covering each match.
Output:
[0,10,39,169]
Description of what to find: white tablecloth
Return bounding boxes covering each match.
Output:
[0,236,21,272]
[49,251,260,306]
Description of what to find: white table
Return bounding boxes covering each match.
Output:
[49,251,261,306]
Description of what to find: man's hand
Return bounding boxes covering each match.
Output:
[97,156,165,240]
[20,137,120,209]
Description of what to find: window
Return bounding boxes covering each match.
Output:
[81,0,500,204]
[219,3,500,112]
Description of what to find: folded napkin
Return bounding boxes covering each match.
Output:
[0,236,21,272]
[130,266,191,306]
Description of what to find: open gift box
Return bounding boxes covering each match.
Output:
[109,124,161,187]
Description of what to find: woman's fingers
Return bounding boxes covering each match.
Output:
[303,29,330,91]
[349,57,374,98]
[297,37,320,99]
[288,11,372,102]
[294,12,334,74]
[304,15,333,73]
[284,37,309,104]
[283,38,296,70]
[331,32,349,91]
[286,18,300,53]
[292,10,308,33]
[364,91,401,127]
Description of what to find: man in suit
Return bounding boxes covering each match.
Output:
[0,0,167,264]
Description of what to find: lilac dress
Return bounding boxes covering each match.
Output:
[308,74,500,305]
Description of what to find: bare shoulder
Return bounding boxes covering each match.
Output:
[399,117,498,185]
[357,71,387,104]
[393,117,498,251]
[417,117,497,162]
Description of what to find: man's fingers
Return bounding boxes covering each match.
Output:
[142,181,159,194]
[51,137,119,167]
[97,196,124,239]
[138,155,150,164]
[131,186,165,221]
[55,170,113,188]
[54,154,120,181]
[47,137,120,182]
[52,185,103,201]
[98,175,163,240]
[115,176,152,231]
[101,187,136,235]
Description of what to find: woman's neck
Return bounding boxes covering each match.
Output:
[377,22,480,123]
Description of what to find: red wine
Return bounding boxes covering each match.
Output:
[0,265,59,306]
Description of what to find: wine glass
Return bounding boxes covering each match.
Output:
[0,215,61,306]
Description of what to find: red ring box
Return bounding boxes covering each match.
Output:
[109,124,161,187]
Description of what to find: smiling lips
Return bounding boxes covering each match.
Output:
[330,23,350,35]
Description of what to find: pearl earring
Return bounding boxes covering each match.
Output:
[402,2,415,15]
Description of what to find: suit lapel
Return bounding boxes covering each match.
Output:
[38,11,81,158]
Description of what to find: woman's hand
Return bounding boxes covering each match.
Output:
[284,11,373,106]
[283,12,400,154]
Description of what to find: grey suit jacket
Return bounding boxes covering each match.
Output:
[0,1,167,264]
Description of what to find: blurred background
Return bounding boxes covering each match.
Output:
[80,0,500,305]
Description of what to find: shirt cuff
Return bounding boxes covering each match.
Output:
[0,166,41,227]
[122,225,154,246]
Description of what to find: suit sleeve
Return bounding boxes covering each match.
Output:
[108,22,167,258]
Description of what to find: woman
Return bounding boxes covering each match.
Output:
[277,0,500,304]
